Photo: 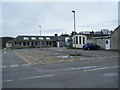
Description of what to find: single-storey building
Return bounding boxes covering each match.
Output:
[91,25,120,50]
[0,37,14,48]
[72,34,109,49]
[6,35,72,48]
[72,34,87,48]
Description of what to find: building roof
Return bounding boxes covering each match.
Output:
[111,25,120,36]
[12,35,71,41]
[93,36,111,39]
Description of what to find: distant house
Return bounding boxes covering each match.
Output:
[91,25,120,50]
[0,37,14,48]
[6,35,72,48]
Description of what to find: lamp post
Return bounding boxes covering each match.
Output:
[39,26,42,47]
[39,26,41,36]
[72,10,76,55]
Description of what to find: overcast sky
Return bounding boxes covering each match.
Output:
[1,2,118,37]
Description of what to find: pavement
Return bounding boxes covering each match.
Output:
[1,47,119,88]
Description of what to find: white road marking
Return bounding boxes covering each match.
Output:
[83,66,118,72]
[0,66,7,68]
[2,64,31,69]
[2,74,54,83]
[22,64,30,66]
[2,80,13,83]
[19,74,54,80]
[3,52,7,54]
[67,66,97,71]
[10,65,19,68]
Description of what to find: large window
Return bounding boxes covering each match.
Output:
[83,37,85,44]
[73,37,75,44]
[76,36,78,44]
[79,36,81,44]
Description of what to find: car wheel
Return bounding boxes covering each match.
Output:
[87,48,90,50]
[98,47,100,50]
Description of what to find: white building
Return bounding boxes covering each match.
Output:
[72,35,87,48]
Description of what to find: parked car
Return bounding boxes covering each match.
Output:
[82,43,101,50]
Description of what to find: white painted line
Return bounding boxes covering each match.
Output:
[3,52,7,54]
[19,74,54,80]
[83,66,118,72]
[1,63,31,69]
[2,80,13,83]
[0,66,7,68]
[22,64,30,66]
[2,74,54,83]
[10,64,19,68]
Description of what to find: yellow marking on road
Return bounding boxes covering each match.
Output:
[14,52,32,65]
[58,59,64,63]
[69,59,74,62]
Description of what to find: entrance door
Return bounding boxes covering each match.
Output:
[105,39,110,50]
[53,41,57,47]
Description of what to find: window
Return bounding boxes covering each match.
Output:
[14,42,17,45]
[79,36,81,44]
[49,42,52,45]
[23,37,28,40]
[76,36,78,44]
[106,40,108,44]
[31,42,34,45]
[83,37,85,44]
[35,42,38,45]
[46,37,50,40]
[73,37,75,44]
[28,42,30,46]
[23,42,26,46]
[31,37,36,40]
[39,37,43,40]
[46,41,49,45]
[19,42,22,45]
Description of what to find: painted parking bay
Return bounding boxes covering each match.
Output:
[14,48,118,65]
[14,49,87,65]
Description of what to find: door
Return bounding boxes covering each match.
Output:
[105,39,110,50]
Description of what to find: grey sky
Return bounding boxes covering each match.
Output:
[2,2,118,37]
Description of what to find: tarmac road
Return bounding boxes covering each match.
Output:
[2,48,118,88]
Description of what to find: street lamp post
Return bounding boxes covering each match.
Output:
[39,26,41,36]
[72,10,76,55]
[39,26,42,47]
